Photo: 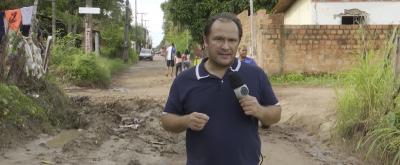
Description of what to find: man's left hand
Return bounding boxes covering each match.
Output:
[239,95,262,118]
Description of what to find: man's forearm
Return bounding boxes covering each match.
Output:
[160,113,188,133]
[256,105,281,125]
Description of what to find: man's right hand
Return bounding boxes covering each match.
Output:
[185,112,209,131]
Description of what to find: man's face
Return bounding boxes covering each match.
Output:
[239,48,247,58]
[204,20,240,68]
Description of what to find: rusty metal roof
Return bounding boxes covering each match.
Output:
[272,0,296,14]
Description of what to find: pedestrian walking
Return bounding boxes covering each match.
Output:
[165,43,176,77]
[175,51,183,77]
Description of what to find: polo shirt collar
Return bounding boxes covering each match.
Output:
[195,58,242,80]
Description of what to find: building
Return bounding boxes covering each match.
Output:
[273,0,400,25]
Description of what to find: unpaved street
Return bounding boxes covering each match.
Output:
[0,56,365,165]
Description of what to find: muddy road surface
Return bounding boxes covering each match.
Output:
[0,56,366,165]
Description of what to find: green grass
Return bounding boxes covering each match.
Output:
[269,73,343,87]
[336,27,400,164]
[0,83,47,126]
[97,56,129,74]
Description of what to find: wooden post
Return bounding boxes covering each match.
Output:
[85,0,93,54]
[30,0,39,38]
[389,35,400,113]
[52,0,56,44]
[395,36,400,80]
[44,36,53,72]
[279,24,285,74]
[95,32,100,56]
[0,30,8,82]
[123,0,129,62]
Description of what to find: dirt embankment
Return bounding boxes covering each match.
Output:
[0,56,368,165]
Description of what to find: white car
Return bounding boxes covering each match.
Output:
[139,48,153,61]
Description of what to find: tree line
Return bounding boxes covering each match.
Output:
[160,0,277,49]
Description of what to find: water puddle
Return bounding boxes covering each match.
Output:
[46,130,82,148]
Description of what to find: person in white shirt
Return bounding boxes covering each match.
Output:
[165,43,176,77]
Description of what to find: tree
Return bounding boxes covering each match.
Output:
[2,0,150,60]
[162,0,277,43]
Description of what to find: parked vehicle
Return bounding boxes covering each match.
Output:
[139,48,153,61]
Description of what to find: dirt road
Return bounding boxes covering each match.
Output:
[0,55,365,165]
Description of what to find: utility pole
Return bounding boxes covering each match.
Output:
[136,12,145,49]
[136,13,146,26]
[52,0,56,44]
[123,0,130,63]
[85,0,93,54]
[132,0,138,53]
[144,20,149,28]
[144,20,149,48]
[135,0,138,26]
[249,0,255,57]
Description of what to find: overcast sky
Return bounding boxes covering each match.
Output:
[130,0,165,47]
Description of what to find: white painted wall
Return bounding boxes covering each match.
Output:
[314,2,400,25]
[284,0,313,25]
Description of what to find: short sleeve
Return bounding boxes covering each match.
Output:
[258,70,278,106]
[164,79,184,115]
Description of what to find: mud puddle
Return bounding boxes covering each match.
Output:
[46,130,82,148]
[0,96,185,165]
[1,95,366,165]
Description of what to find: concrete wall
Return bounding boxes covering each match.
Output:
[315,2,400,25]
[283,1,400,25]
[237,10,395,74]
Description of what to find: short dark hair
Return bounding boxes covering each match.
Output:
[203,12,243,40]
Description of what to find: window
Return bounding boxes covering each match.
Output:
[140,49,151,54]
[342,16,365,25]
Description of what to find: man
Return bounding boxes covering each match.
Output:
[239,45,257,66]
[161,13,281,165]
[166,43,176,77]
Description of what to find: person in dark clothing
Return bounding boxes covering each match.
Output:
[161,12,281,165]
[182,49,191,71]
[175,51,183,77]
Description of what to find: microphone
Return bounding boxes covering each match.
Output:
[228,72,249,99]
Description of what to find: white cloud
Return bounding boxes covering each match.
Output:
[130,0,165,47]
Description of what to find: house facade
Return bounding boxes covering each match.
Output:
[273,0,400,25]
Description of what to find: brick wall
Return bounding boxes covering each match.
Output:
[237,10,397,74]
[237,10,284,73]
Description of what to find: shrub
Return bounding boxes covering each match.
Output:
[0,84,46,126]
[67,53,111,87]
[336,28,400,164]
[51,34,131,88]
[269,73,341,86]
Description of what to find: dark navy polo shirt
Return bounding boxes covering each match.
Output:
[164,58,278,165]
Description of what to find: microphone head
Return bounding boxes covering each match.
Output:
[228,72,244,89]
